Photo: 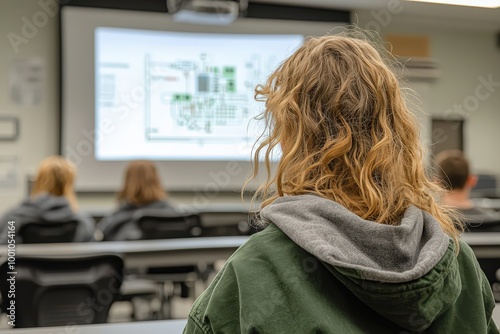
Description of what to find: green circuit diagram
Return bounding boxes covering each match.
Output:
[144,53,267,143]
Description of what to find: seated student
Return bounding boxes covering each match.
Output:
[184,34,498,333]
[97,160,175,241]
[436,150,500,229]
[0,156,94,243]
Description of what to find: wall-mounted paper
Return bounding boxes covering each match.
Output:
[0,116,19,141]
[0,156,18,190]
[9,58,44,106]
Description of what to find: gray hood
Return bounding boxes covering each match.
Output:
[259,194,450,283]
[13,194,77,223]
[0,194,94,243]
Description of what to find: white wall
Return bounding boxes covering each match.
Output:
[1,1,499,214]
[0,0,59,213]
[356,10,500,175]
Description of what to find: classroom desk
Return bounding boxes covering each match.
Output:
[472,198,500,211]
[5,319,187,334]
[0,236,250,270]
[461,233,500,258]
[0,233,497,269]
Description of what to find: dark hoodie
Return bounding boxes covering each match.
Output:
[0,194,94,244]
[184,195,498,333]
[97,200,175,241]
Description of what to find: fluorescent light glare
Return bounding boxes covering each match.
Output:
[406,0,500,8]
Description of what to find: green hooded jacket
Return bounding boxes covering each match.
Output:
[184,195,498,334]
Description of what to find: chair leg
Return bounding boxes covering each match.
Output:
[130,296,158,321]
[158,281,174,319]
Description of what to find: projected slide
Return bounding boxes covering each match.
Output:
[95,28,303,161]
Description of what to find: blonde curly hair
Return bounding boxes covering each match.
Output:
[249,33,461,242]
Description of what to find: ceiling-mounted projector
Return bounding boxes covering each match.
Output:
[166,0,248,25]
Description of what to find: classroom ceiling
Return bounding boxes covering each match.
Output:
[61,0,500,30]
[251,0,500,30]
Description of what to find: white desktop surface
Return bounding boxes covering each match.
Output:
[0,237,250,270]
[0,236,249,255]
[460,233,500,258]
[3,319,187,333]
[461,233,500,245]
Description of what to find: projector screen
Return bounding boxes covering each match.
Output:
[95,28,302,161]
[61,7,343,191]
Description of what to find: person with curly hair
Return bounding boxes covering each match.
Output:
[184,33,497,333]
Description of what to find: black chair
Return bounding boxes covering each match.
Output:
[198,211,259,236]
[465,219,500,233]
[475,257,500,302]
[0,254,124,328]
[18,220,79,243]
[135,210,203,240]
[132,210,204,318]
[465,221,500,302]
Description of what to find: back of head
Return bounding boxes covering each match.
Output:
[117,160,166,206]
[435,150,469,191]
[251,32,460,240]
[31,156,78,210]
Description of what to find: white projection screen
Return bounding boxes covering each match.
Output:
[61,6,343,191]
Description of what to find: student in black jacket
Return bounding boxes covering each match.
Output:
[0,156,94,243]
[97,160,175,241]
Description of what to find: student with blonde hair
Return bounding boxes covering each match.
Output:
[184,34,497,333]
[0,156,94,243]
[97,160,174,241]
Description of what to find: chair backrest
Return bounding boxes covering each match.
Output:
[466,220,500,233]
[18,220,79,244]
[475,257,500,302]
[135,210,202,240]
[473,174,497,193]
[198,211,258,236]
[0,254,124,328]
